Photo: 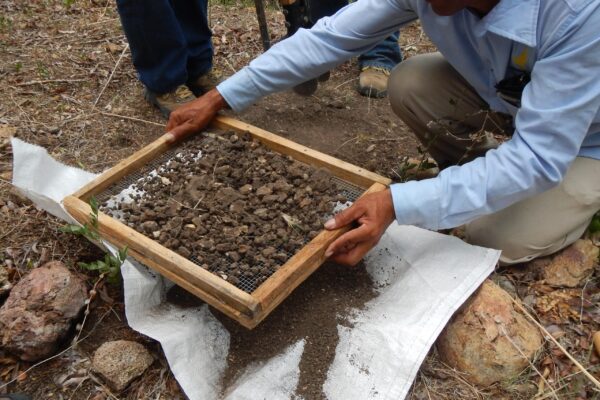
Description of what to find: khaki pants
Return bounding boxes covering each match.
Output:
[388,52,600,264]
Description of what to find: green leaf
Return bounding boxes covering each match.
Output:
[589,215,600,234]
[60,224,85,235]
[118,246,129,262]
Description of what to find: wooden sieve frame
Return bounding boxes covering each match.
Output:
[63,116,391,328]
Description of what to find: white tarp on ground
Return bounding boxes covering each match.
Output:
[11,138,500,400]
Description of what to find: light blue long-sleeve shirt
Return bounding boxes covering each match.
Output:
[217,0,600,230]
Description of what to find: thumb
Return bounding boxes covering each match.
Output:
[324,202,364,230]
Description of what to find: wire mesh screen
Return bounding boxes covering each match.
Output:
[97,134,366,294]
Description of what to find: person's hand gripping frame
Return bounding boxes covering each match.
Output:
[324,188,396,266]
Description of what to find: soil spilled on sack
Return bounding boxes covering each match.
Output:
[167,259,377,400]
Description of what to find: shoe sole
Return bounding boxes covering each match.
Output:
[358,86,387,99]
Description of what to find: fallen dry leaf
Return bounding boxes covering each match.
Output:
[0,125,16,144]
[593,331,600,357]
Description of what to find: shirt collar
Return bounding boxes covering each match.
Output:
[473,0,540,47]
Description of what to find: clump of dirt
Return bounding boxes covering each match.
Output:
[104,132,348,291]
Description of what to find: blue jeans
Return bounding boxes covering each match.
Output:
[358,31,402,71]
[308,0,402,70]
[116,0,213,94]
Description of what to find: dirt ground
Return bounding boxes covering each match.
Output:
[1,1,599,399]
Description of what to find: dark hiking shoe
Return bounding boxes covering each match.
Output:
[293,71,331,96]
[358,67,390,98]
[144,85,196,119]
[187,69,225,97]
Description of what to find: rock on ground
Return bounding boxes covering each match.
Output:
[0,261,87,361]
[544,239,599,288]
[92,340,154,391]
[0,265,11,297]
[437,280,543,386]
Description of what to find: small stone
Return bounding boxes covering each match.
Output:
[286,163,305,178]
[177,246,191,259]
[263,194,279,204]
[256,185,273,196]
[366,144,376,153]
[215,187,241,206]
[141,220,159,233]
[0,265,12,297]
[229,200,246,214]
[215,165,231,176]
[253,208,268,218]
[160,177,171,185]
[229,134,239,143]
[544,239,599,287]
[437,280,543,386]
[262,247,276,257]
[215,243,232,252]
[227,251,241,262]
[273,179,291,192]
[0,261,87,361]
[239,184,253,195]
[152,231,161,239]
[184,224,196,229]
[92,340,153,391]
[299,198,312,208]
[273,252,288,263]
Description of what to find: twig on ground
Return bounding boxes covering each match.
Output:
[92,43,129,108]
[74,274,105,342]
[100,111,165,127]
[16,78,86,87]
[334,135,360,152]
[332,77,359,91]
[222,57,238,75]
[512,299,600,390]
[498,325,559,400]
[580,277,591,326]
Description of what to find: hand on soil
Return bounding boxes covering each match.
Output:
[324,189,395,266]
[166,88,228,142]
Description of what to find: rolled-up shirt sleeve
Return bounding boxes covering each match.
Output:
[217,0,417,112]
[391,10,600,230]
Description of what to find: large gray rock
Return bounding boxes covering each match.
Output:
[544,239,599,287]
[0,265,11,297]
[437,280,543,386]
[0,261,87,361]
[92,340,154,391]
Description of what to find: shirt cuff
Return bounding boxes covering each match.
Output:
[390,179,442,230]
[216,68,262,113]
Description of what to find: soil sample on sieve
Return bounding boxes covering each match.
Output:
[103,132,349,292]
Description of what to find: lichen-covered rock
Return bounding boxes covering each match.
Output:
[544,239,599,287]
[92,340,154,391]
[0,261,87,361]
[437,280,543,386]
